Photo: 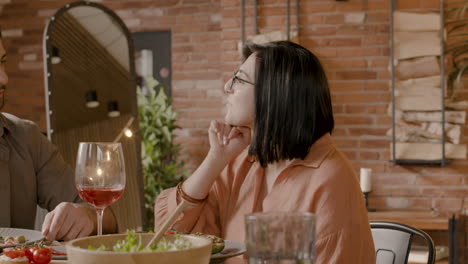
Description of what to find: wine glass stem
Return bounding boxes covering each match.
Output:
[96,208,105,236]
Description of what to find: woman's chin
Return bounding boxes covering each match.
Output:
[224,116,251,128]
[224,116,240,126]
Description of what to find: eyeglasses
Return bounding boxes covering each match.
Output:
[225,71,255,93]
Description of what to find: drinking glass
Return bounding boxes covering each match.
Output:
[245,212,315,264]
[75,142,126,236]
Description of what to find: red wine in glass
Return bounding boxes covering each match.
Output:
[75,142,126,236]
[78,187,124,208]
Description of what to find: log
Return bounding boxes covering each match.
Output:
[396,56,440,80]
[240,31,299,53]
[395,95,442,111]
[392,142,467,160]
[390,121,461,144]
[396,75,440,89]
[393,132,440,143]
[393,11,441,32]
[421,122,461,144]
[446,100,468,110]
[394,31,441,60]
[402,111,466,124]
[388,124,440,143]
[247,30,299,44]
[395,87,441,97]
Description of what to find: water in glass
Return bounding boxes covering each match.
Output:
[245,212,315,264]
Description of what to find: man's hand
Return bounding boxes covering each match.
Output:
[41,202,95,241]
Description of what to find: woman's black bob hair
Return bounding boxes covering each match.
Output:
[242,41,334,167]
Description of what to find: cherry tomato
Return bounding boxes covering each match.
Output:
[3,248,26,259]
[25,247,38,263]
[32,247,52,264]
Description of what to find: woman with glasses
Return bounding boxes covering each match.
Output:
[154,41,375,263]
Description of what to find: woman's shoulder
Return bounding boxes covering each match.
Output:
[291,133,351,171]
[289,135,357,185]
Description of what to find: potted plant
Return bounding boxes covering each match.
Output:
[137,76,186,230]
[445,0,468,101]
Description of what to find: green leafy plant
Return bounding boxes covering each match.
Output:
[137,76,185,230]
[445,0,468,100]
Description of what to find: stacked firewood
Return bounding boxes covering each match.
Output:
[390,11,467,160]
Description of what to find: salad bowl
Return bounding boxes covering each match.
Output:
[66,233,212,264]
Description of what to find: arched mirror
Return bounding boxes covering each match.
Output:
[42,1,144,231]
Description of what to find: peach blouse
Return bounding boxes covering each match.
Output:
[154,133,375,263]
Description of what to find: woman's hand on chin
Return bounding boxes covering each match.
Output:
[207,120,251,161]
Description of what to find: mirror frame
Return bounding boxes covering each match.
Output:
[43,0,139,136]
[41,0,145,229]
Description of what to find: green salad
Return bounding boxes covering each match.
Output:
[88,230,192,252]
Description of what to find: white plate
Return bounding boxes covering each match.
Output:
[0,228,44,249]
[49,245,67,260]
[210,240,246,264]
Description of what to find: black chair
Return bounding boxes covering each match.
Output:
[370,221,435,264]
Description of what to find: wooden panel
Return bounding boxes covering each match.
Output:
[49,12,133,132]
[46,5,143,233]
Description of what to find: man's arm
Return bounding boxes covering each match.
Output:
[24,121,117,240]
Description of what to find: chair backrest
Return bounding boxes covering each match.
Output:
[370,221,435,264]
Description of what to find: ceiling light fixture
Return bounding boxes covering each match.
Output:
[85,90,99,108]
[108,101,120,118]
[51,46,62,64]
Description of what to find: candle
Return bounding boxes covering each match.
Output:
[360,168,372,193]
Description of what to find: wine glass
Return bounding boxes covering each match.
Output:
[75,142,126,236]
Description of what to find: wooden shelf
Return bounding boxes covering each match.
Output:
[368,210,449,230]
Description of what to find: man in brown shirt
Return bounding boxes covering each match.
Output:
[0,30,116,240]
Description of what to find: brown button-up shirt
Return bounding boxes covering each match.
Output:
[155,133,375,264]
[0,113,79,229]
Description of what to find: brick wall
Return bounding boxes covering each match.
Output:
[1,0,467,216]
